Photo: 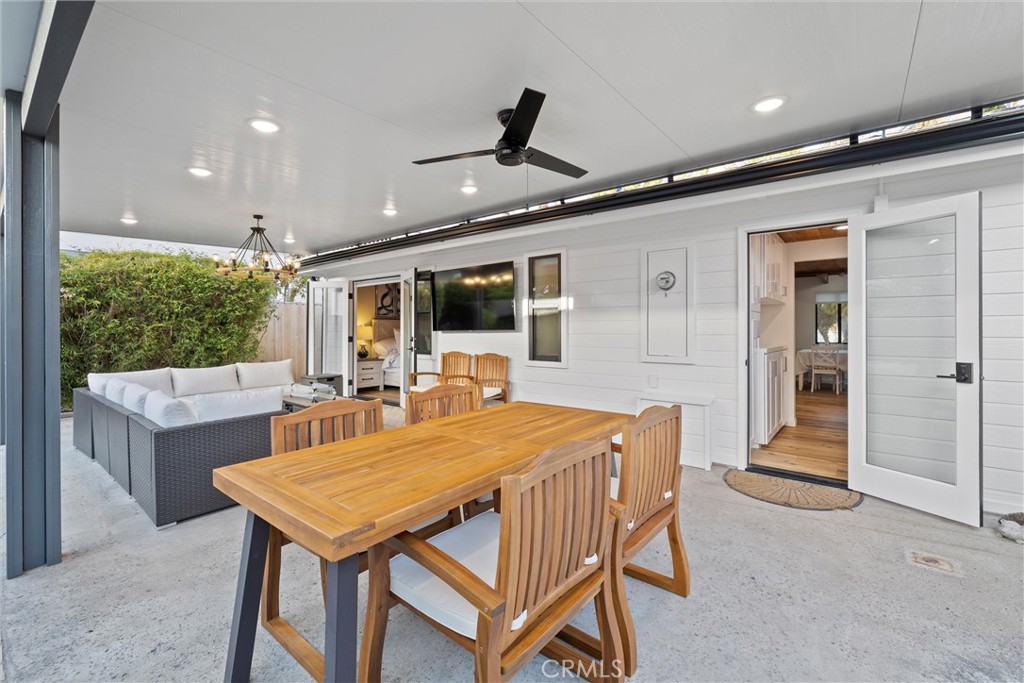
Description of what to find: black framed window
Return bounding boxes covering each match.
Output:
[815,302,848,344]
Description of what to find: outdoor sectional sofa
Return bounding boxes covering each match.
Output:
[72,360,293,526]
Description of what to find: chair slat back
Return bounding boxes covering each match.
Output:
[440,352,472,383]
[405,383,481,425]
[495,439,611,647]
[618,405,681,538]
[473,353,508,384]
[271,399,384,455]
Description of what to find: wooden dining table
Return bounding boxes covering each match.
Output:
[214,401,630,683]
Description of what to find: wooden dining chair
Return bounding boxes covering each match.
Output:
[264,398,456,680]
[405,382,482,425]
[359,439,624,683]
[473,353,511,404]
[408,350,474,391]
[557,404,690,677]
[811,349,841,394]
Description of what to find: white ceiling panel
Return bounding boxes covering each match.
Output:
[56,1,1023,257]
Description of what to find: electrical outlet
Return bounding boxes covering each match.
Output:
[648,374,659,388]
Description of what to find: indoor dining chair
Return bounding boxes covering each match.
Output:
[811,348,841,394]
[359,438,625,683]
[557,404,690,677]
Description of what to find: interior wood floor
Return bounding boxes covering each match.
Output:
[356,387,401,405]
[750,390,848,481]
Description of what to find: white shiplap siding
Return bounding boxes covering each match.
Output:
[980,182,1024,512]
[320,143,1023,513]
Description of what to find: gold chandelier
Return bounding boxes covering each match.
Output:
[213,214,300,282]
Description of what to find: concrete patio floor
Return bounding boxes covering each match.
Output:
[1,416,1021,682]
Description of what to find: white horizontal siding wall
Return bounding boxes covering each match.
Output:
[319,142,1023,512]
[981,184,1024,513]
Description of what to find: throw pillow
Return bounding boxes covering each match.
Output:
[143,390,198,428]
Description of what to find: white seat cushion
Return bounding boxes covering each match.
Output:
[481,387,502,400]
[235,360,294,390]
[170,365,240,397]
[121,382,152,413]
[390,511,500,639]
[193,386,283,422]
[143,391,198,428]
[88,367,173,396]
[104,377,129,404]
[610,476,620,499]
[408,512,449,532]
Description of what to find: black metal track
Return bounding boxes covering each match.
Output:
[302,112,1024,267]
[744,465,849,490]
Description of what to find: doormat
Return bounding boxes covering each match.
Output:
[723,469,863,510]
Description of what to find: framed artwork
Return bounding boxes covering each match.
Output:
[375,283,400,319]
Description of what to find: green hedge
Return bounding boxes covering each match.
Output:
[60,250,277,408]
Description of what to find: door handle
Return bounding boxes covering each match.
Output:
[936,363,973,384]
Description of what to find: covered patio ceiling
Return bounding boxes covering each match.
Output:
[57,1,1024,256]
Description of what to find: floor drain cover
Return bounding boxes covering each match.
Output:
[908,550,957,574]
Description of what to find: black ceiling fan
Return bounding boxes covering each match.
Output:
[412,88,587,179]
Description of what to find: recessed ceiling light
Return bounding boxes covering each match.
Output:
[382,208,398,217]
[283,236,295,244]
[120,217,138,225]
[752,95,788,113]
[834,225,848,231]
[249,118,280,133]
[188,166,213,177]
[461,184,478,195]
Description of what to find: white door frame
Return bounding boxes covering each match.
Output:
[735,206,864,470]
[848,192,981,526]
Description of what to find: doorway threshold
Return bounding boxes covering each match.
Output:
[744,465,849,490]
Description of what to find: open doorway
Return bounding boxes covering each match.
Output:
[352,280,403,405]
[748,224,849,484]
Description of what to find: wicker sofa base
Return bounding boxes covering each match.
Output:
[72,387,284,526]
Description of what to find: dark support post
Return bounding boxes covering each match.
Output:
[2,0,93,579]
[224,512,271,683]
[323,554,360,683]
[3,91,62,577]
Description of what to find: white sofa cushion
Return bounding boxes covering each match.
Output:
[143,391,198,428]
[194,386,283,423]
[88,368,173,395]
[235,360,293,390]
[389,511,500,639]
[121,382,152,413]
[105,378,129,404]
[170,365,240,397]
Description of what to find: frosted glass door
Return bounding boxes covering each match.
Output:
[848,193,980,526]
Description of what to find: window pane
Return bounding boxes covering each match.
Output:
[415,273,432,355]
[816,303,840,343]
[529,255,560,301]
[840,303,849,344]
[531,308,561,362]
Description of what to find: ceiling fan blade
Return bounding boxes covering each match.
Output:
[524,147,588,178]
[500,88,546,147]
[412,149,493,165]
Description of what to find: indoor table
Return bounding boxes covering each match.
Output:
[214,401,630,683]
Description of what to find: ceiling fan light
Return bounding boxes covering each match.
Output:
[752,95,788,113]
